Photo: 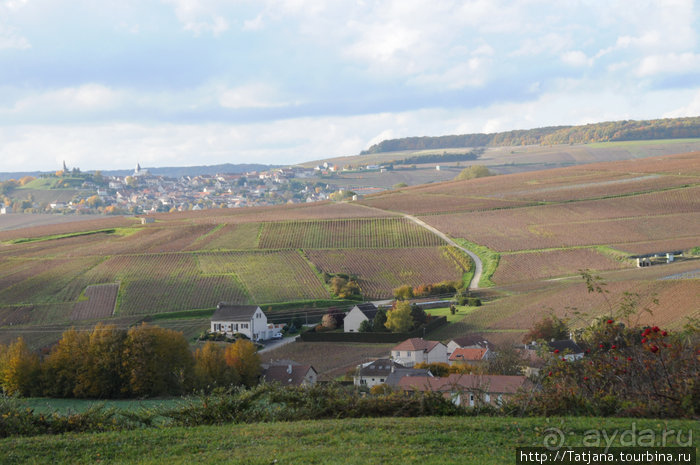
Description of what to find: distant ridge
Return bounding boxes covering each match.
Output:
[361,116,700,154]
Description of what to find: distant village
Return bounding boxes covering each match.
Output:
[0,161,382,215]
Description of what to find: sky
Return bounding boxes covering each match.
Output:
[1,0,700,172]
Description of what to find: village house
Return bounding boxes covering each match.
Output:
[446,335,492,356]
[448,347,490,367]
[398,374,532,407]
[343,302,379,332]
[210,303,281,341]
[353,359,404,388]
[262,361,317,387]
[391,338,447,367]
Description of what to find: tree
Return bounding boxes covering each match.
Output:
[321,313,338,330]
[393,284,413,300]
[42,328,90,397]
[410,304,427,329]
[122,323,194,397]
[194,342,239,390]
[455,165,493,181]
[224,339,261,387]
[372,308,388,332]
[74,324,127,398]
[385,301,413,333]
[485,344,526,376]
[358,320,373,333]
[522,315,570,343]
[0,338,41,396]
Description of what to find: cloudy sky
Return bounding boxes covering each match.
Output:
[1,0,699,171]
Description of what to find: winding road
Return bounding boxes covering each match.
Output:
[402,214,483,290]
[354,203,483,290]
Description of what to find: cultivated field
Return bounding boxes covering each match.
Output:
[259,218,444,249]
[305,247,467,299]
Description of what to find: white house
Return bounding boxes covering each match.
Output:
[398,374,533,407]
[343,303,378,332]
[391,338,448,367]
[211,303,279,341]
[353,359,404,388]
[446,335,493,357]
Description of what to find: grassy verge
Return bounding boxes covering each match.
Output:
[2,416,697,465]
[7,228,119,244]
[18,397,187,415]
[453,238,500,288]
[425,305,479,323]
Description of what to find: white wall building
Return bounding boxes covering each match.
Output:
[211,303,279,341]
[391,338,448,367]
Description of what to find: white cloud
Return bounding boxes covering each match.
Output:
[10,84,122,112]
[0,25,30,49]
[218,83,293,109]
[636,52,700,77]
[162,0,229,36]
[243,13,264,31]
[561,50,593,67]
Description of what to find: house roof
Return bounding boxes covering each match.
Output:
[357,358,404,377]
[392,338,443,352]
[384,368,433,386]
[449,348,488,362]
[263,364,316,386]
[212,303,261,321]
[547,340,583,354]
[449,335,492,349]
[352,302,378,319]
[398,374,531,394]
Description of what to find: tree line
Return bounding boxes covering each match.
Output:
[0,323,261,399]
[361,116,700,153]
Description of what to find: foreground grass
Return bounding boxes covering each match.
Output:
[2,416,697,465]
[19,397,187,415]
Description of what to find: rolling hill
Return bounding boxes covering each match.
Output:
[0,151,698,350]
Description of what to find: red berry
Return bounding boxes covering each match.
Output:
[562,357,566,361]
[554,349,560,354]
[627,357,633,361]
[548,371,553,376]
[599,344,604,348]
[583,377,589,380]
[614,357,618,361]
[649,345,659,353]
[661,331,668,336]
[611,345,617,349]
[607,319,614,324]
[652,326,660,332]
[642,328,651,336]
[641,338,647,343]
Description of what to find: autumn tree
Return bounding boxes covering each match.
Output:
[224,339,261,387]
[522,315,570,343]
[0,338,41,396]
[372,308,388,332]
[393,284,413,300]
[122,323,194,397]
[42,328,90,397]
[455,165,493,181]
[74,324,127,398]
[485,344,526,376]
[385,301,413,333]
[194,341,240,390]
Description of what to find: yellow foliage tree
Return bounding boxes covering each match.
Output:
[224,339,261,387]
[194,341,240,389]
[43,328,90,397]
[0,338,40,396]
[385,301,413,333]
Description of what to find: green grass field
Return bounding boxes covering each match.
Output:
[2,416,697,464]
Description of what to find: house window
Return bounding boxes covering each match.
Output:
[241,323,248,329]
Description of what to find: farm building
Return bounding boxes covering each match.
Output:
[211,303,281,341]
[391,338,447,367]
[343,302,379,332]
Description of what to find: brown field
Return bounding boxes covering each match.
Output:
[0,216,138,241]
[0,213,98,232]
[185,223,261,250]
[152,201,393,225]
[614,238,700,255]
[258,218,444,249]
[305,247,465,299]
[70,283,119,321]
[261,341,394,380]
[493,248,633,284]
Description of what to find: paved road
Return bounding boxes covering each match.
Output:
[402,214,483,290]
[258,334,300,353]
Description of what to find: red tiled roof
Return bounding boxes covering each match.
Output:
[398,374,531,394]
[263,364,315,386]
[392,338,442,352]
[449,348,488,362]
